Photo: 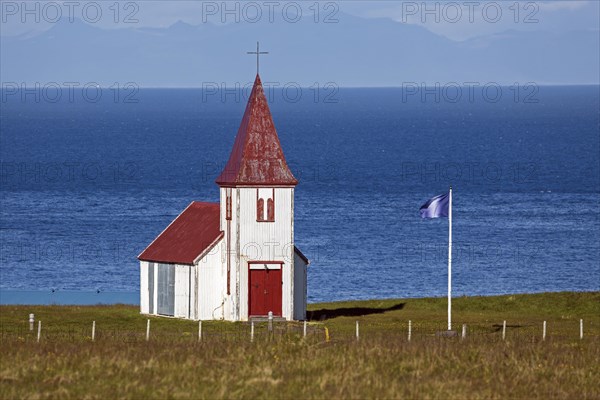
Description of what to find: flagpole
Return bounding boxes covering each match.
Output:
[448,186,452,331]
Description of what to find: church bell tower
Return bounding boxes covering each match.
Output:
[216,71,299,321]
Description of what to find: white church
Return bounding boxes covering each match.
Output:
[137,72,309,321]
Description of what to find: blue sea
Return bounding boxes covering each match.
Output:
[1,86,599,304]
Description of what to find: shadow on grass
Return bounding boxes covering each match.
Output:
[491,323,525,332]
[308,303,406,321]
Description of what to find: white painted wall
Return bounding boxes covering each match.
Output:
[153,262,158,315]
[220,187,238,321]
[140,261,149,314]
[141,184,303,322]
[196,239,226,320]
[236,187,295,320]
[140,261,157,316]
[174,264,190,318]
[190,264,198,320]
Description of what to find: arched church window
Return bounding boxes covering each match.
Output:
[257,188,275,222]
[257,198,265,221]
[267,198,274,221]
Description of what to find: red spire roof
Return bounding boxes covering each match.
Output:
[216,74,298,186]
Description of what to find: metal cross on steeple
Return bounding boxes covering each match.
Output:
[247,41,268,74]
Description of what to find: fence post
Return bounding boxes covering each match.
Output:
[146,319,150,341]
[198,320,202,342]
[92,321,96,341]
[250,321,254,343]
[356,321,359,341]
[461,324,467,340]
[502,320,506,340]
[325,327,330,342]
[268,311,273,333]
[303,320,307,338]
[29,314,35,331]
[542,321,546,341]
[580,319,583,340]
[37,320,41,343]
[408,320,412,342]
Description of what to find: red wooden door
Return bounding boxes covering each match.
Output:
[249,266,282,317]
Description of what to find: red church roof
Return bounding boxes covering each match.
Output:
[138,202,223,265]
[216,74,298,187]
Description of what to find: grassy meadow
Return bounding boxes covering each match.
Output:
[0,291,598,399]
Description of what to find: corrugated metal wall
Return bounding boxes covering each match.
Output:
[157,263,175,316]
[141,261,199,319]
[293,252,308,320]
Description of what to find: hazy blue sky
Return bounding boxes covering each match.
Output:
[1,1,598,85]
[2,0,599,41]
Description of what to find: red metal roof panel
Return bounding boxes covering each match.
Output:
[138,202,222,265]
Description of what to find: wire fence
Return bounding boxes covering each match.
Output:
[329,319,598,344]
[1,318,597,345]
[0,320,325,344]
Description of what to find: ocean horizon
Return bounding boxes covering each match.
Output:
[1,85,599,304]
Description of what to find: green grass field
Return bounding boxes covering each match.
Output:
[1,291,598,399]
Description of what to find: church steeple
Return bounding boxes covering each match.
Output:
[139,48,308,323]
[216,74,298,187]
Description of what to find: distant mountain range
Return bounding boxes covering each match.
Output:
[1,13,598,87]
